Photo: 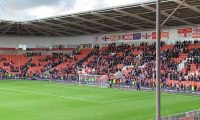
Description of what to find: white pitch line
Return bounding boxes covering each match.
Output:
[0,81,116,92]
[0,81,45,84]
[0,91,28,96]
[102,92,200,103]
[163,92,199,98]
[103,96,155,103]
[1,88,104,104]
[45,84,118,92]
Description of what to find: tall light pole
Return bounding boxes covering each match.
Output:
[156,0,161,120]
[156,0,185,119]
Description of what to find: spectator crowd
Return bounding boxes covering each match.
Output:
[0,41,200,91]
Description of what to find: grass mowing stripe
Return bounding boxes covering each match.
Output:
[1,88,104,104]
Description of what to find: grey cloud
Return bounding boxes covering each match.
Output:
[0,0,75,20]
[1,0,75,10]
[0,0,145,21]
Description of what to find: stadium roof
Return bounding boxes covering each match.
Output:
[0,0,199,37]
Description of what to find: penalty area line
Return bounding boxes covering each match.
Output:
[1,88,104,104]
[103,96,155,103]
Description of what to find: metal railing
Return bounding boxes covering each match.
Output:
[160,109,200,120]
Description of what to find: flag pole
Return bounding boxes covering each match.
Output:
[156,0,161,120]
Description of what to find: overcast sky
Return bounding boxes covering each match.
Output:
[0,0,152,21]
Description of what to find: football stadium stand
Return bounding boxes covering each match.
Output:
[1,0,200,119]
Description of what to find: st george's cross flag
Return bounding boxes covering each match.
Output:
[142,33,151,39]
[177,28,192,38]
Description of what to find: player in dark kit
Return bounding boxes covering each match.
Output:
[136,80,141,91]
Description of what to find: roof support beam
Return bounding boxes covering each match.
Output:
[24,26,35,36]
[28,24,73,35]
[173,0,200,13]
[27,24,65,36]
[161,0,185,26]
[0,24,13,30]
[91,12,144,29]
[114,8,156,25]
[28,26,51,36]
[141,4,195,26]
[72,15,124,31]
[40,21,91,34]
[17,23,19,36]
[54,18,107,33]
[1,26,12,35]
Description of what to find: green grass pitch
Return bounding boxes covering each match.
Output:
[0,80,199,120]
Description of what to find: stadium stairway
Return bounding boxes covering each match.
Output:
[179,43,200,74]
[178,58,188,71]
